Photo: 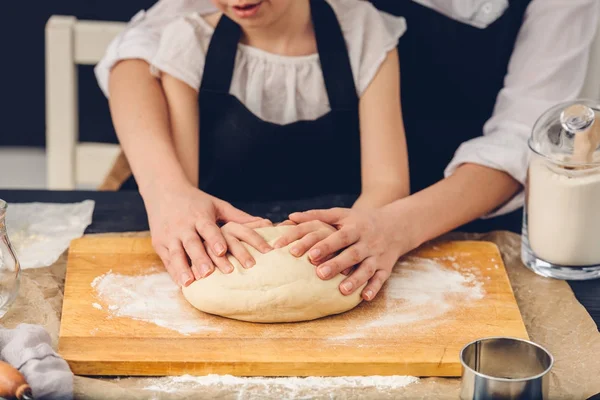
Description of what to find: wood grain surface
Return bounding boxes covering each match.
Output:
[59,237,528,377]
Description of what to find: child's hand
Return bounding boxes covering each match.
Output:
[203,219,274,276]
[272,221,337,261]
[144,182,261,287]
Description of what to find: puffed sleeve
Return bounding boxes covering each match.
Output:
[331,0,406,97]
[94,0,217,97]
[149,14,211,91]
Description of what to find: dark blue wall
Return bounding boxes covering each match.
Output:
[3,1,402,148]
[3,1,155,147]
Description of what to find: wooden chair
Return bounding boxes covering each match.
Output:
[45,16,131,190]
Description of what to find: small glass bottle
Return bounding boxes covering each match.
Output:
[0,199,20,317]
[522,100,600,280]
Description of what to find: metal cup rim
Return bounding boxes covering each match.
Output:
[459,336,554,383]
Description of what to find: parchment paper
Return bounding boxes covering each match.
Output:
[3,231,599,400]
[5,201,95,269]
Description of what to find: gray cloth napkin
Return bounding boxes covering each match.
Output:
[0,324,73,400]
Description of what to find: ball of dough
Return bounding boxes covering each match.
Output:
[182,226,365,323]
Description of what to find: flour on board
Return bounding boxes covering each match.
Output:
[90,256,484,339]
[92,270,220,335]
[332,257,485,339]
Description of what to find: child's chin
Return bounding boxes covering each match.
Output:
[226,8,271,26]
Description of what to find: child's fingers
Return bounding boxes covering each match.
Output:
[289,230,332,257]
[272,221,322,249]
[225,234,256,269]
[341,266,353,276]
[224,223,272,253]
[278,220,297,226]
[180,232,214,280]
[207,246,235,274]
[243,219,273,229]
[195,219,228,256]
[361,269,390,301]
[167,241,195,287]
[338,257,378,296]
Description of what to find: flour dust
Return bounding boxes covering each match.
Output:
[90,256,485,339]
[333,257,485,339]
[92,269,220,335]
[139,374,418,398]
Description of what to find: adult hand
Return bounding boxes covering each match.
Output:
[288,206,418,301]
[144,182,263,286]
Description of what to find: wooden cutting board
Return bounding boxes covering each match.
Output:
[59,237,528,377]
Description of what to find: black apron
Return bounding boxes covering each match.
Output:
[121,0,361,203]
[123,0,532,232]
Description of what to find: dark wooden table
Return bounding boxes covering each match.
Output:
[1,189,598,330]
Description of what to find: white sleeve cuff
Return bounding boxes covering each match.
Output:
[444,127,529,218]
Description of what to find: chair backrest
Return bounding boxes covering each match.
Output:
[45,16,126,189]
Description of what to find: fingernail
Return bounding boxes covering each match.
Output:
[290,247,300,256]
[263,245,273,253]
[342,281,353,292]
[199,264,211,278]
[364,290,373,300]
[318,265,331,278]
[214,243,226,255]
[181,272,194,287]
[224,264,234,274]
[191,265,202,278]
[245,260,254,269]
[309,249,321,260]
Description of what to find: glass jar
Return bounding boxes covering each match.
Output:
[522,100,600,280]
[0,199,20,317]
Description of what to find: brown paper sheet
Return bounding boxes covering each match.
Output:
[3,231,599,400]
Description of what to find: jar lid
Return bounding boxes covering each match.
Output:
[529,99,600,166]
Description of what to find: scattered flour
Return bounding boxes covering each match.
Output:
[334,257,485,339]
[90,257,485,341]
[140,374,418,397]
[91,270,220,335]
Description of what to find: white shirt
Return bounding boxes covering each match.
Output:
[145,0,405,125]
[95,0,600,218]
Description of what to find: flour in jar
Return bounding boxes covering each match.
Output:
[527,157,600,266]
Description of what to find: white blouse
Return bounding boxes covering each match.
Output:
[95,0,600,218]
[147,0,406,125]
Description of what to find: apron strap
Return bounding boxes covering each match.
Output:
[200,15,241,94]
[310,0,358,112]
[200,0,358,110]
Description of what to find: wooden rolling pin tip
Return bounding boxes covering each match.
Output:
[16,385,34,400]
[0,361,35,400]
